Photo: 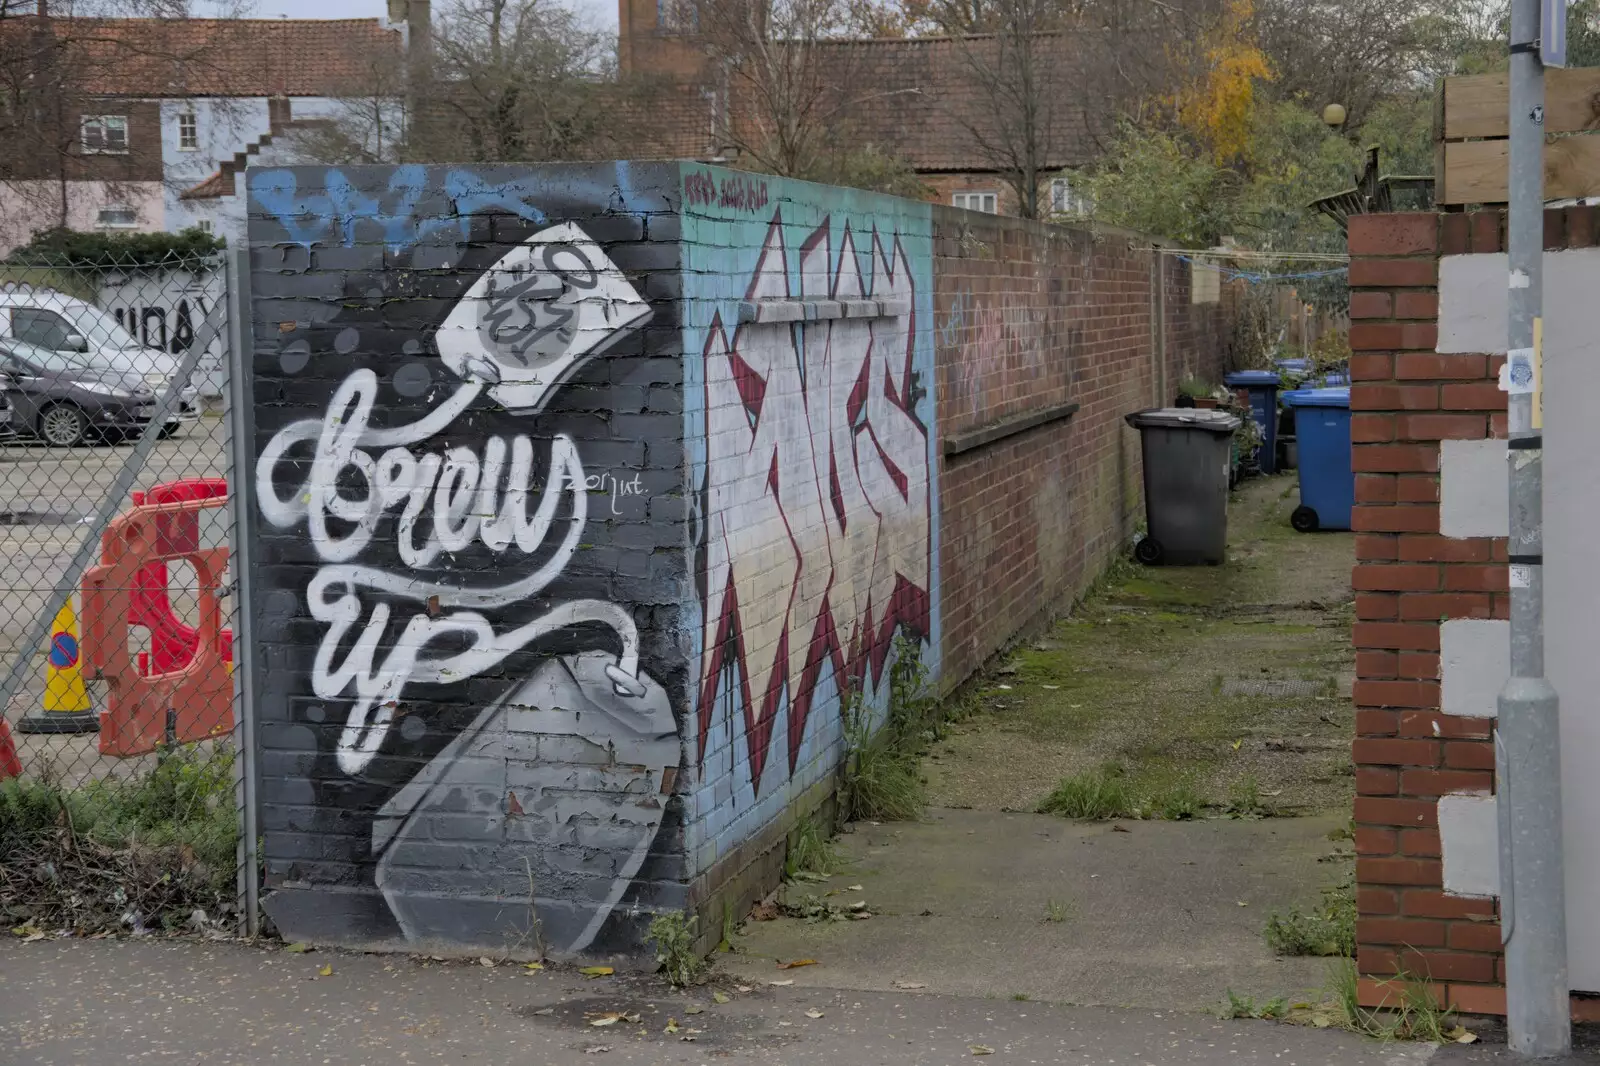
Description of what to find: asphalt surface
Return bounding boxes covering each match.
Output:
[0,936,1491,1066]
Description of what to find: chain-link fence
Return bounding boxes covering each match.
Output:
[0,247,256,939]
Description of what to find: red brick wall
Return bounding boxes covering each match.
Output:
[1349,208,1600,1017]
[934,211,1227,688]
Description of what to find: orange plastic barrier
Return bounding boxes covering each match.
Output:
[82,495,233,757]
[132,478,230,675]
[0,717,20,779]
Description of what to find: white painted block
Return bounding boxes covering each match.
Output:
[1439,792,1499,898]
[1441,618,1509,718]
[1440,438,1508,539]
[1438,253,1510,355]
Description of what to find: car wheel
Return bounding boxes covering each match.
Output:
[38,404,87,447]
[157,422,181,440]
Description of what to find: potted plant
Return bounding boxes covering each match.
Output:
[1175,377,1218,409]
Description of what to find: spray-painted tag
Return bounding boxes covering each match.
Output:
[1500,348,1537,395]
[1510,564,1533,589]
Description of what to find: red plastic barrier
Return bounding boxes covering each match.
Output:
[82,495,232,757]
[0,717,20,780]
[132,478,229,675]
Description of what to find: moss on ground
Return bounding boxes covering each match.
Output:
[926,474,1356,816]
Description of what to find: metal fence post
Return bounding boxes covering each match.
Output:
[1499,0,1570,1053]
[223,242,262,938]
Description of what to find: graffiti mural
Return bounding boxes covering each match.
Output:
[681,186,937,873]
[247,164,688,955]
[698,216,932,786]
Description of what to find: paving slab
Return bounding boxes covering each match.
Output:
[723,808,1350,1013]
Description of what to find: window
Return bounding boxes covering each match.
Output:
[952,191,998,214]
[1049,176,1090,216]
[177,111,198,150]
[96,206,138,228]
[81,115,129,154]
[10,309,71,350]
[195,219,213,233]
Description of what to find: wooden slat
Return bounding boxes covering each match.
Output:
[1441,137,1600,204]
[1444,69,1600,138]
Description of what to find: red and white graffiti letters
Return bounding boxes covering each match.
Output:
[699,215,931,790]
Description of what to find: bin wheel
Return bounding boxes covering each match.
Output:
[1134,537,1165,565]
[1291,505,1320,533]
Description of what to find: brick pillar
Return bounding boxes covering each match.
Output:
[1349,212,1507,1015]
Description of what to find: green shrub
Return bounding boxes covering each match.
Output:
[6,226,224,268]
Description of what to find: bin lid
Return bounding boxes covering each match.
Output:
[1281,386,1351,409]
[1124,408,1242,433]
[1274,357,1311,373]
[1223,370,1281,387]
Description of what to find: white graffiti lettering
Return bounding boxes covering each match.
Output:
[698,217,932,789]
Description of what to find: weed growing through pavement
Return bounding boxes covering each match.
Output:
[1329,961,1456,1041]
[1220,990,1288,1020]
[1226,774,1275,818]
[1149,782,1205,820]
[645,913,706,987]
[1036,764,1134,819]
[1042,898,1075,923]
[785,817,843,881]
[840,636,936,822]
[1264,880,1354,958]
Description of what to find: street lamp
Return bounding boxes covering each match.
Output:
[1321,102,1346,130]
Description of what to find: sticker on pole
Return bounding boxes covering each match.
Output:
[1510,564,1533,589]
[1500,348,1538,395]
[48,632,79,669]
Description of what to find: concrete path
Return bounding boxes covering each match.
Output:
[2,935,1558,1065]
[724,808,1347,1012]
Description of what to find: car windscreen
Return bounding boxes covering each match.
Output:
[59,303,144,351]
[2,340,96,375]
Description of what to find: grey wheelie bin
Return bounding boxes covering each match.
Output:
[1124,407,1240,566]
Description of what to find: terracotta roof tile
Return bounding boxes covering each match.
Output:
[1,16,403,98]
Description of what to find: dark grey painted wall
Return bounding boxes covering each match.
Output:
[244,163,690,956]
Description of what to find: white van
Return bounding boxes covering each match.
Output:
[0,286,198,437]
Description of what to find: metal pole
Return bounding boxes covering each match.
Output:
[1500,0,1569,1053]
[222,243,262,938]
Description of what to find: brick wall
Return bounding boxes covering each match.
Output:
[244,163,1230,961]
[934,211,1227,688]
[1348,208,1600,1017]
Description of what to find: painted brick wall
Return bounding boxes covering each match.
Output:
[243,163,1228,961]
[1349,208,1600,1018]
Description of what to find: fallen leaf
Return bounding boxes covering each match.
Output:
[1041,684,1060,690]
[1291,1002,1311,1010]
[805,1008,825,1019]
[769,979,795,987]
[318,964,334,976]
[582,1045,610,1054]
[579,966,615,978]
[523,962,545,971]
[478,957,496,967]
[1447,1026,1479,1044]
[1231,739,1243,751]
[664,1019,680,1034]
[10,925,39,937]
[970,1045,995,1055]
[285,942,314,954]
[685,1027,704,1035]
[712,990,731,1004]
[779,959,818,970]
[530,1007,555,1017]
[848,901,868,911]
[846,884,864,892]
[680,1035,698,1042]
[778,1020,794,1027]
[735,985,753,993]
[1236,901,1249,907]
[684,1005,704,1015]
[21,931,45,944]
[1109,824,1130,833]
[587,1014,622,1027]
[852,912,874,920]
[892,980,927,990]
[996,684,1013,690]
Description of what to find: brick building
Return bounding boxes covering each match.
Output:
[616,0,1103,216]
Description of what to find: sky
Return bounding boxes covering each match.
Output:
[232,0,618,30]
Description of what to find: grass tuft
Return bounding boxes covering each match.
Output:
[1037,764,1133,820]
[785,817,843,880]
[645,913,707,987]
[1264,880,1354,958]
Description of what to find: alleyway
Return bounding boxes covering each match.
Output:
[726,475,1358,1013]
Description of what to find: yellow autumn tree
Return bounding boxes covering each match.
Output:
[1173,0,1273,164]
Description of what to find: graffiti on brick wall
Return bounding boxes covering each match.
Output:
[249,166,686,957]
[697,213,932,789]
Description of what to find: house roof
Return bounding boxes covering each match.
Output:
[801,34,1097,173]
[0,16,403,98]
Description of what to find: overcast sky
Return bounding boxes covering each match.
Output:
[231,0,619,30]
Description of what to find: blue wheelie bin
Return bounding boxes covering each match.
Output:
[1223,370,1281,473]
[1281,386,1353,532]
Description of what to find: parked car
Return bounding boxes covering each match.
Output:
[0,338,159,446]
[0,289,197,437]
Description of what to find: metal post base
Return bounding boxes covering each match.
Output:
[15,710,99,734]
